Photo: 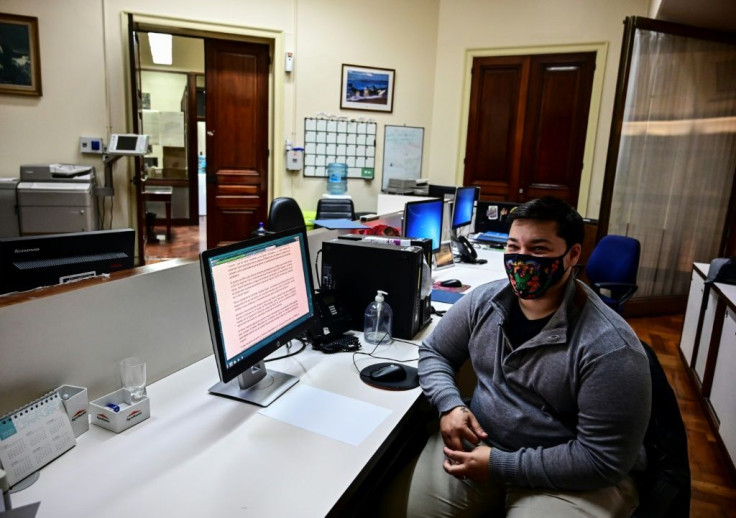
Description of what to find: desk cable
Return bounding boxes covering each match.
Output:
[264,336,308,362]
[351,333,419,373]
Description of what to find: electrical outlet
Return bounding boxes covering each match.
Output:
[80,137,104,154]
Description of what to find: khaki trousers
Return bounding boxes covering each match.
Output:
[382,430,639,518]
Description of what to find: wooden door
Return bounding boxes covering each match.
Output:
[464,56,529,201]
[520,53,596,204]
[463,52,596,205]
[205,39,270,249]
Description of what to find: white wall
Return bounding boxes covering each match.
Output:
[428,0,650,218]
[0,1,108,175]
[287,0,439,213]
[0,0,439,226]
[1,0,657,225]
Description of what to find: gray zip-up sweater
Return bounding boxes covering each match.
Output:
[419,277,651,491]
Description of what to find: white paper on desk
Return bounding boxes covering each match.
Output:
[258,385,392,446]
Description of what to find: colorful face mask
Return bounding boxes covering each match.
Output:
[503,250,569,299]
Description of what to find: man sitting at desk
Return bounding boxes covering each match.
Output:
[387,197,651,518]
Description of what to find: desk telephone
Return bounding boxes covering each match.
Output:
[309,290,360,353]
[454,236,487,265]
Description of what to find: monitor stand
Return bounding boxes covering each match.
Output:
[208,361,298,407]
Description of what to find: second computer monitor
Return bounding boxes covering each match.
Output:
[403,198,444,253]
[451,186,479,230]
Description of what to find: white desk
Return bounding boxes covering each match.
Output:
[9,247,506,517]
[432,245,507,291]
[10,336,429,517]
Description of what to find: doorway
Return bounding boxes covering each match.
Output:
[135,35,206,262]
[127,16,278,264]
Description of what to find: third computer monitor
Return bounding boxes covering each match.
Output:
[451,186,479,230]
[403,198,444,253]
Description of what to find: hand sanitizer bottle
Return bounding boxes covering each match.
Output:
[364,290,393,345]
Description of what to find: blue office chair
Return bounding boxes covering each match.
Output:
[267,197,305,232]
[584,234,641,314]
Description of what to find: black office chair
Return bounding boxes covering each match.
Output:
[316,198,355,221]
[267,197,305,232]
[584,234,641,314]
[632,341,691,518]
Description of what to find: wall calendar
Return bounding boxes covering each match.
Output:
[303,117,376,180]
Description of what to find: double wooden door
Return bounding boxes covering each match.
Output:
[463,52,596,205]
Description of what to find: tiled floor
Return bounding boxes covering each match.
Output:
[143,217,206,264]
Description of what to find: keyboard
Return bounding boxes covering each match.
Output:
[474,231,509,245]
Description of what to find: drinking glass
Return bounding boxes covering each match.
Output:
[120,357,146,402]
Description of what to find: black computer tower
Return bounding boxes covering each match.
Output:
[337,234,434,331]
[320,239,430,340]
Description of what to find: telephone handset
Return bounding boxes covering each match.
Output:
[455,236,487,265]
[308,290,353,345]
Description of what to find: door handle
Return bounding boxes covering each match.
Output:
[519,188,524,194]
[207,130,215,136]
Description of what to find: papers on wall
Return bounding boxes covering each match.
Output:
[159,112,185,147]
[141,110,184,148]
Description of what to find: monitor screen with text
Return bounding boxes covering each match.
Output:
[201,228,316,384]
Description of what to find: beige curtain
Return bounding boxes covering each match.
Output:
[609,29,736,297]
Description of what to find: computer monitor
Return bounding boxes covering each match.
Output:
[475,200,521,234]
[451,186,479,230]
[427,184,457,200]
[199,227,317,407]
[402,198,444,253]
[0,229,135,295]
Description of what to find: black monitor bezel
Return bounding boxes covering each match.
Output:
[451,186,479,229]
[402,197,444,253]
[199,226,316,386]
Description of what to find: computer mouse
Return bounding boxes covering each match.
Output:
[440,279,463,288]
[370,363,407,382]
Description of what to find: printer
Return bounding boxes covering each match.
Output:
[17,164,99,235]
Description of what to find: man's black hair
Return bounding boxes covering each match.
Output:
[507,197,584,248]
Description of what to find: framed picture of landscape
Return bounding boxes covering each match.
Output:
[340,64,394,113]
[0,13,42,96]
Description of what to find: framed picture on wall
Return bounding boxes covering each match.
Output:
[0,13,42,96]
[340,64,394,113]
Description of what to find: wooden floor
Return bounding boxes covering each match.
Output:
[149,222,736,516]
[628,314,736,517]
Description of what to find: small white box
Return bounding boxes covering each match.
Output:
[89,389,150,433]
[286,148,303,171]
[58,385,89,437]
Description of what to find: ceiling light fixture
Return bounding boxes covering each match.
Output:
[148,33,172,65]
